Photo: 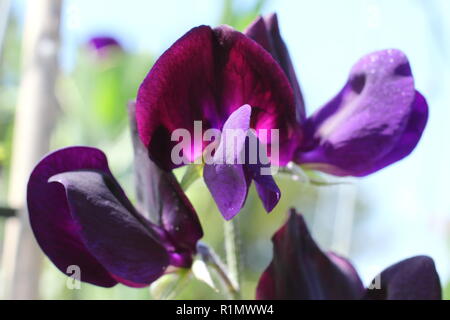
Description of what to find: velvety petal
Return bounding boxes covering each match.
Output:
[364,256,441,300]
[50,170,170,286]
[204,105,252,220]
[27,147,120,287]
[128,102,203,261]
[28,147,117,287]
[327,252,365,295]
[296,49,426,177]
[245,13,306,123]
[256,209,364,299]
[136,25,299,170]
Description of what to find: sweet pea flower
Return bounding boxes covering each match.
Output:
[26,104,202,287]
[136,24,300,220]
[246,14,428,177]
[256,209,442,300]
[135,13,428,220]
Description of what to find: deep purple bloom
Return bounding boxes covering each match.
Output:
[26,104,202,288]
[246,14,428,177]
[256,209,441,300]
[135,13,428,219]
[136,24,299,219]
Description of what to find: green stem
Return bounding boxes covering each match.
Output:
[223,217,242,299]
[196,242,239,300]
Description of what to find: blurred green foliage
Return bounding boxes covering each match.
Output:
[0,14,20,203]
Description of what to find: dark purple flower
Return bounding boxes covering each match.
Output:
[256,209,441,300]
[136,25,299,219]
[135,13,428,220]
[26,104,202,288]
[245,14,428,177]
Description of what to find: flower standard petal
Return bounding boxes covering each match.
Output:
[296,49,427,176]
[364,256,441,300]
[256,209,364,299]
[136,25,299,170]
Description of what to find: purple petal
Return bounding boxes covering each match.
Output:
[128,102,203,263]
[27,147,169,287]
[364,256,441,300]
[244,131,281,213]
[203,163,250,220]
[245,13,306,123]
[296,50,427,176]
[27,147,117,287]
[136,25,299,170]
[256,209,364,299]
[204,105,252,220]
[88,36,121,52]
[363,91,428,173]
[252,173,280,213]
[50,170,169,287]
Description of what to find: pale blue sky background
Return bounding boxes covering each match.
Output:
[12,0,450,285]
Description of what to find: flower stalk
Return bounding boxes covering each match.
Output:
[223,217,242,299]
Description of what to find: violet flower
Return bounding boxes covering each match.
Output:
[246,14,428,177]
[26,104,202,287]
[135,13,427,219]
[256,209,441,300]
[136,25,298,220]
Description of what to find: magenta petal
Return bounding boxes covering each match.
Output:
[256,209,364,299]
[136,25,299,170]
[245,13,306,123]
[364,256,441,300]
[296,50,427,176]
[128,102,203,261]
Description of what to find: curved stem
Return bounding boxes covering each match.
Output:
[196,242,239,300]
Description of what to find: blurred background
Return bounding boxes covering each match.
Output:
[0,0,449,299]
